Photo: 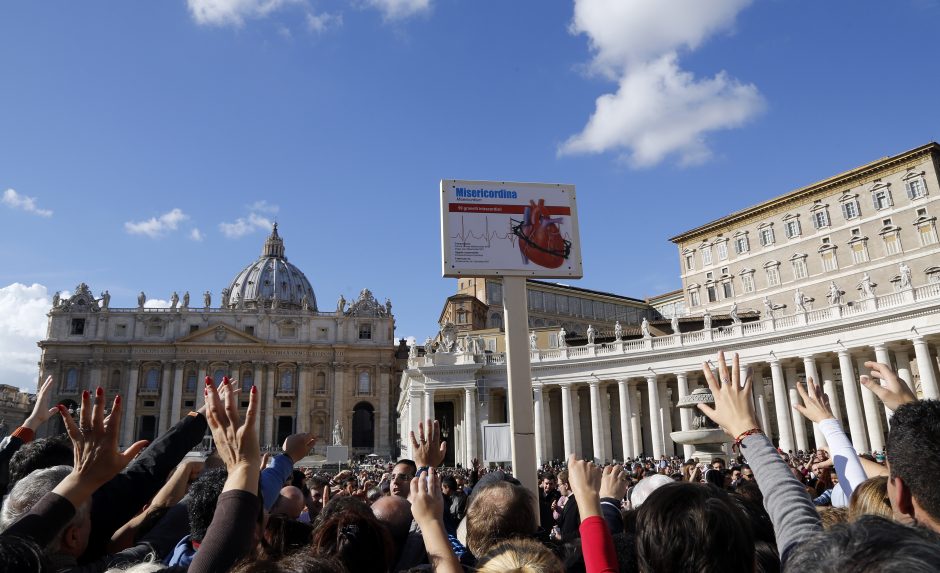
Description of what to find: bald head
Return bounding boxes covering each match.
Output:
[271,485,306,519]
[372,495,412,548]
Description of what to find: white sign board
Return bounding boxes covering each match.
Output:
[326,445,349,464]
[482,423,512,463]
[441,180,583,278]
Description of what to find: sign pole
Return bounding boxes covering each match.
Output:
[501,275,538,499]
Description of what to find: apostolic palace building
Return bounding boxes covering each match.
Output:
[400,142,940,466]
[38,225,403,457]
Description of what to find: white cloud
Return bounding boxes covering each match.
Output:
[560,0,764,167]
[306,10,342,33]
[190,228,204,241]
[144,298,173,309]
[366,0,430,20]
[0,283,54,391]
[187,0,302,27]
[2,189,53,217]
[247,200,280,214]
[124,208,190,238]
[219,212,273,239]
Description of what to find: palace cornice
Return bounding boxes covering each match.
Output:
[670,142,939,245]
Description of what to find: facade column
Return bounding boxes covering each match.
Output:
[675,373,694,460]
[819,359,843,425]
[424,388,435,423]
[873,345,894,426]
[533,386,545,466]
[895,350,914,393]
[252,363,263,438]
[646,376,663,459]
[464,387,477,466]
[296,364,310,434]
[785,365,809,451]
[378,370,390,453]
[265,364,276,448]
[857,357,885,452]
[89,360,103,392]
[631,387,643,457]
[802,356,827,449]
[617,379,636,460]
[158,363,173,434]
[332,364,345,437]
[195,362,208,410]
[560,384,573,458]
[837,350,869,453]
[121,362,140,447]
[588,381,606,463]
[769,360,794,453]
[170,362,184,425]
[542,393,554,461]
[913,337,940,399]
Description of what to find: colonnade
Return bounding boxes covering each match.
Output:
[438,336,940,466]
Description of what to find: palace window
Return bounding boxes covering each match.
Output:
[144,368,160,391]
[716,240,728,261]
[109,369,121,390]
[186,372,197,392]
[820,250,839,272]
[358,323,372,340]
[280,370,294,393]
[871,184,893,210]
[213,369,226,385]
[840,193,861,220]
[684,253,694,271]
[883,231,903,255]
[740,272,755,294]
[315,372,327,394]
[65,368,79,392]
[759,227,775,247]
[722,281,734,299]
[904,173,927,200]
[811,207,831,230]
[241,373,253,393]
[706,283,718,303]
[784,217,802,239]
[689,288,701,306]
[701,245,713,265]
[734,234,750,255]
[791,256,808,280]
[765,264,781,287]
[850,240,869,264]
[918,220,939,246]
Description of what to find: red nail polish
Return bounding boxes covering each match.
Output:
[82,390,89,399]
[251,385,257,395]
[222,376,229,385]
[57,404,66,413]
[204,388,208,396]
[96,387,103,396]
[115,395,121,404]
[205,376,211,384]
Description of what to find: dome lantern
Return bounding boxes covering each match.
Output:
[225,224,317,311]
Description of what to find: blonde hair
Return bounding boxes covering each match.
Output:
[474,537,564,573]
[849,476,891,521]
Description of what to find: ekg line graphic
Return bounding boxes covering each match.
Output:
[450,216,573,248]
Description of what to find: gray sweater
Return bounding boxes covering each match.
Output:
[740,433,823,563]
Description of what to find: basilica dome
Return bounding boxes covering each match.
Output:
[225,224,317,311]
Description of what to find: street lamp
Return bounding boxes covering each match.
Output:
[441,415,449,439]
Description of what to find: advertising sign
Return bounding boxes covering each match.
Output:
[441,180,583,278]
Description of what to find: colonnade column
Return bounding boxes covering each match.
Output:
[769,360,794,453]
[675,373,694,460]
[819,360,842,424]
[571,388,582,457]
[542,393,554,461]
[170,362,184,425]
[588,381,606,463]
[464,387,477,466]
[252,363,264,438]
[913,337,940,399]
[646,376,663,459]
[857,357,885,452]
[785,365,809,451]
[631,387,643,457]
[560,384,573,458]
[617,379,636,460]
[121,362,140,447]
[802,356,826,448]
[895,350,914,393]
[601,391,613,461]
[533,386,545,466]
[742,363,766,430]
[158,364,173,434]
[836,350,868,452]
[659,385,674,457]
[873,345,893,427]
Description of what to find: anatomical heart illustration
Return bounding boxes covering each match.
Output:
[512,198,572,269]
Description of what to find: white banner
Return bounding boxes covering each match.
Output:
[482,423,512,462]
[441,180,583,278]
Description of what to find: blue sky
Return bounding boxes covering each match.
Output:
[2,0,939,391]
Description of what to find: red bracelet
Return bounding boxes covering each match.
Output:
[733,428,763,446]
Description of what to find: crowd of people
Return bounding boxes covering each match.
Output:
[0,350,939,572]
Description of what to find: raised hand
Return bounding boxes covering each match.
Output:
[410,419,447,468]
[24,375,58,431]
[861,361,916,412]
[566,455,603,519]
[793,377,835,424]
[599,464,629,501]
[697,351,761,439]
[282,433,318,464]
[410,467,445,525]
[54,388,149,506]
[204,377,259,475]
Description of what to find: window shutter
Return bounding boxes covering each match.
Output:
[872,193,879,209]
[906,182,915,200]
[842,203,849,219]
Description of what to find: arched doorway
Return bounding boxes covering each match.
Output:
[351,402,375,449]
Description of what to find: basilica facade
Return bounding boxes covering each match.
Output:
[400,142,940,466]
[38,225,401,456]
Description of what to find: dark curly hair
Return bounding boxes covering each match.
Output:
[886,399,940,521]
